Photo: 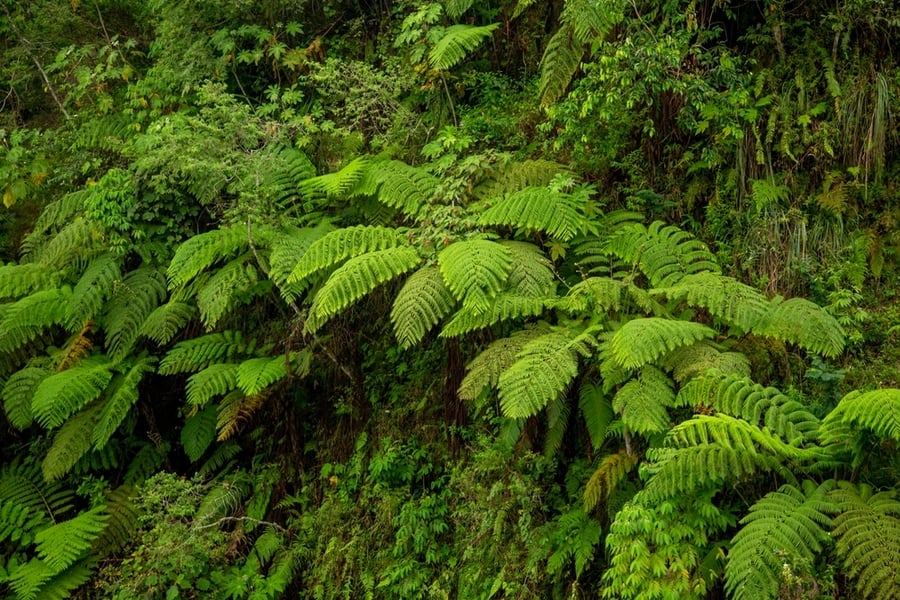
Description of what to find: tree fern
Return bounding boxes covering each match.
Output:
[660,341,751,383]
[831,483,900,600]
[167,224,258,289]
[390,266,456,348]
[138,300,194,345]
[439,294,546,338]
[584,450,639,512]
[479,186,586,241]
[608,317,715,371]
[103,267,167,361]
[186,363,239,406]
[196,257,261,329]
[92,357,155,450]
[95,485,138,554]
[0,462,75,524]
[159,331,258,374]
[557,277,626,315]
[182,404,217,462]
[0,263,53,299]
[3,367,50,429]
[30,359,113,429]
[308,246,422,331]
[653,272,770,332]
[0,287,73,353]
[371,160,439,217]
[439,239,512,315]
[612,366,675,436]
[287,225,408,284]
[28,219,98,270]
[498,325,595,418]
[757,297,845,358]
[43,402,102,482]
[16,560,94,600]
[428,23,499,71]
[726,481,836,600]
[458,326,548,401]
[543,396,571,459]
[35,505,108,571]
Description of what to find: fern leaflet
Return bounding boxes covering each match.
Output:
[608,317,715,370]
[479,186,586,241]
[43,402,102,481]
[439,239,512,315]
[826,388,900,441]
[612,366,675,435]
[288,225,408,284]
[138,301,194,345]
[3,367,50,430]
[67,255,121,330]
[186,363,239,406]
[0,287,73,353]
[31,360,113,429]
[757,297,845,358]
[458,326,548,401]
[167,224,257,289]
[439,294,546,338]
[35,505,108,571]
[372,160,439,217]
[92,357,155,450]
[236,356,287,396]
[391,266,456,348]
[428,23,500,70]
[182,404,217,462]
[103,267,167,361]
[579,382,615,450]
[652,272,769,332]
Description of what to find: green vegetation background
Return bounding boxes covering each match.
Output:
[1,1,900,598]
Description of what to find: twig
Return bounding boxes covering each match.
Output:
[194,515,287,532]
[4,8,70,121]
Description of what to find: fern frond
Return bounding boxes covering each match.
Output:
[757,297,845,358]
[3,367,50,429]
[678,374,819,443]
[428,23,500,70]
[67,255,121,329]
[0,287,73,353]
[503,241,557,297]
[103,267,167,361]
[186,363,239,406]
[22,560,94,600]
[198,440,241,477]
[287,225,407,284]
[608,317,715,370]
[265,146,316,206]
[31,360,113,429]
[35,505,108,571]
[0,463,75,523]
[561,0,623,43]
[0,263,53,299]
[30,219,98,269]
[196,257,261,329]
[390,266,456,348]
[124,443,167,486]
[539,23,582,106]
[556,277,625,315]
[217,391,265,440]
[660,341,751,383]
[372,160,439,217]
[439,294,546,338]
[268,223,334,299]
[458,326,548,401]
[444,0,474,18]
[29,190,87,238]
[308,246,421,330]
[584,450,639,512]
[236,356,287,396]
[43,402,102,481]
[439,239,512,315]
[479,186,586,241]
[653,272,769,332]
[498,326,589,418]
[8,560,56,600]
[182,404,217,462]
[544,396,571,459]
[612,366,675,435]
[299,155,370,198]
[92,357,155,450]
[475,159,569,199]
[831,483,900,600]
[159,331,256,374]
[725,481,836,600]
[579,382,614,450]
[57,321,94,371]
[95,485,138,554]
[826,388,900,441]
[167,224,255,289]
[138,301,194,345]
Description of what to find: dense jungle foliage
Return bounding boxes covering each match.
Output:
[2,0,900,598]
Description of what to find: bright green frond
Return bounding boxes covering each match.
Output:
[67,255,121,329]
[31,360,113,429]
[8,560,56,600]
[35,505,108,571]
[612,366,675,436]
[22,560,94,600]
[159,331,257,375]
[43,402,102,481]
[31,219,98,270]
[444,0,474,18]
[579,382,614,450]
[557,277,625,315]
[308,246,422,331]
[726,481,836,600]
[138,301,194,345]
[653,272,769,332]
[475,159,570,199]
[0,287,73,353]
[498,326,588,418]
[757,297,845,358]
[561,0,625,43]
[584,450,639,512]
[609,317,715,370]
[0,463,75,523]
[268,223,335,299]
[3,367,50,430]
[428,23,500,71]
[167,224,254,289]
[440,294,546,338]
[92,357,155,450]
[236,356,287,396]
[544,396,571,459]
[372,159,439,216]
[103,267,167,361]
[831,483,900,600]
[0,263,53,299]
[502,241,557,298]
[458,326,548,401]
[196,257,261,329]
[299,155,370,198]
[439,239,512,315]
[182,404,217,462]
[479,186,586,241]
[661,341,751,383]
[186,363,239,406]
[539,23,582,106]
[828,388,900,441]
[391,266,456,348]
[288,225,407,284]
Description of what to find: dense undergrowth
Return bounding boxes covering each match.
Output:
[2,1,900,598]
